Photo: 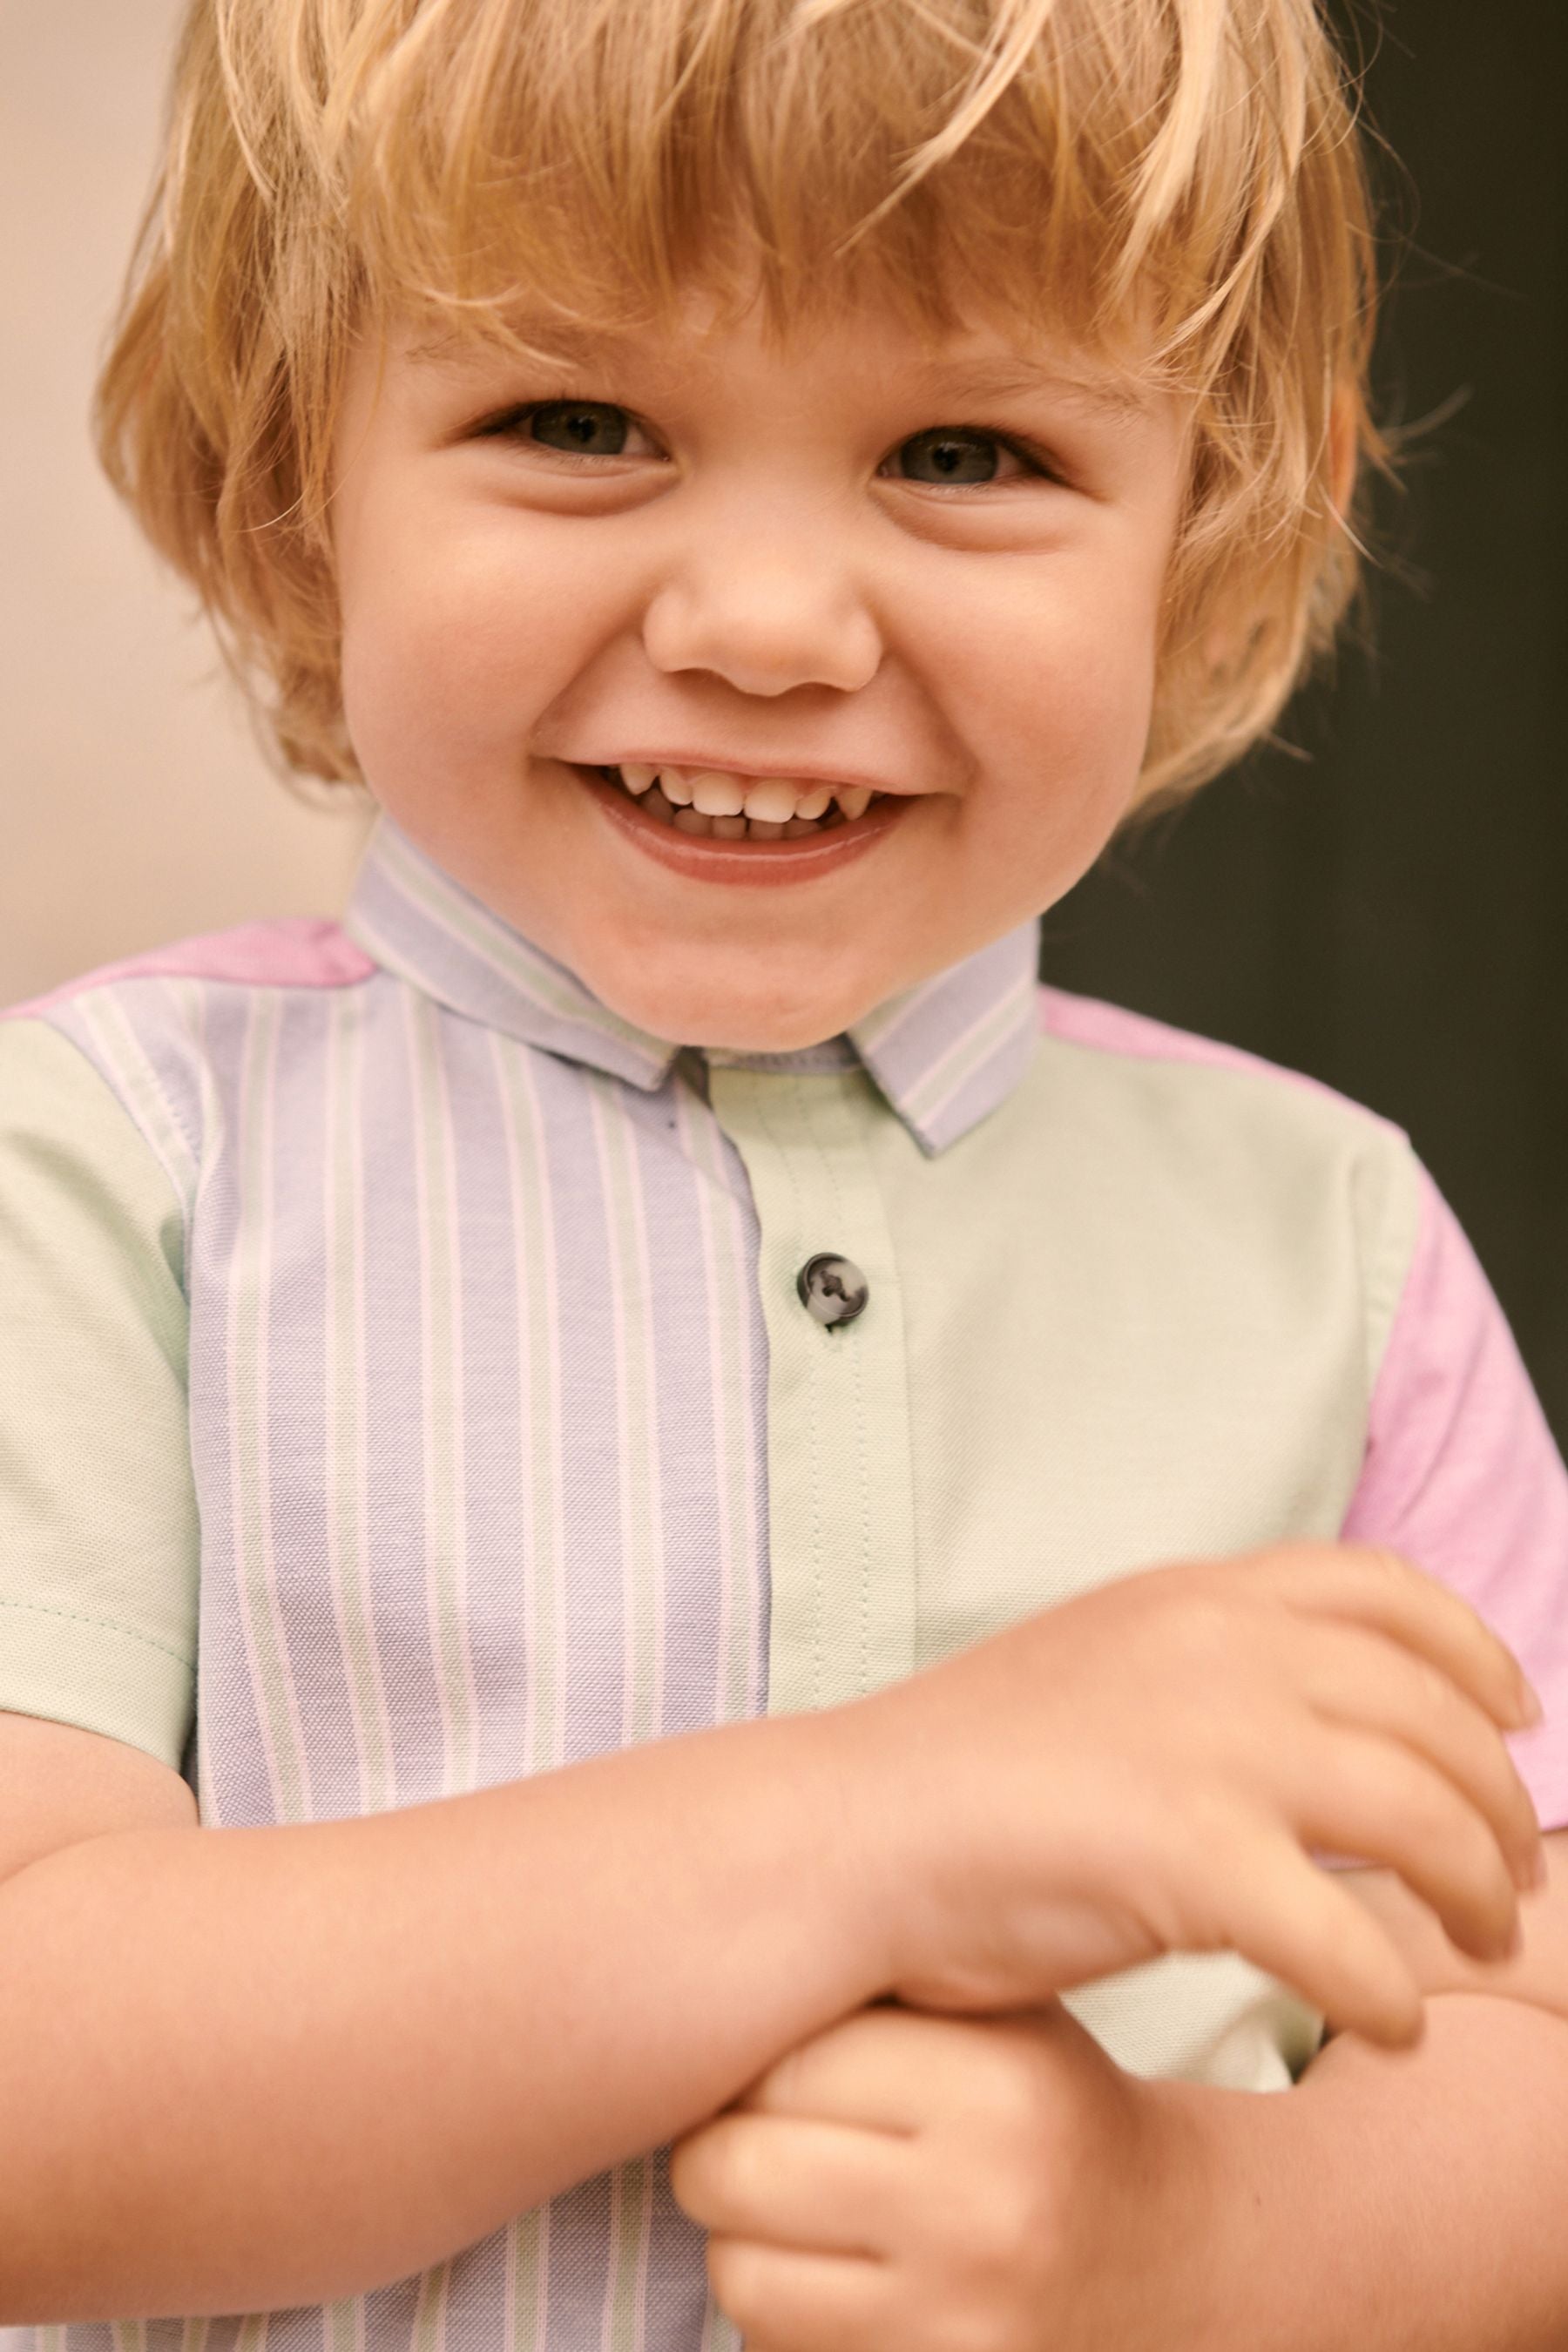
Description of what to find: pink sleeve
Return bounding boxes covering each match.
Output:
[1342,1166,1568,1830]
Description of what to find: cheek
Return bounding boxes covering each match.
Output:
[963,567,1163,807]
[337,514,585,773]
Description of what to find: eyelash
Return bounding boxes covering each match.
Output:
[472,398,1064,488]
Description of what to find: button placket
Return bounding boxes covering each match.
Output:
[706,1067,918,1718]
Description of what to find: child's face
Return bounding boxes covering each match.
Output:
[331,282,1189,1047]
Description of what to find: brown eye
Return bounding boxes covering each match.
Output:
[888,427,1047,486]
[510,400,633,456]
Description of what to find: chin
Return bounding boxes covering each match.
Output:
[591,954,867,1054]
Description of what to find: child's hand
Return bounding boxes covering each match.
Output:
[828,1542,1544,2044]
[672,1998,1202,2352]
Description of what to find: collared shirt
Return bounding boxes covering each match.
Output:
[3,814,1566,2352]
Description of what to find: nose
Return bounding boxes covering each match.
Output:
[640,525,882,699]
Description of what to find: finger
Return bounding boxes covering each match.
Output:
[706,2236,891,2352]
[1206,1824,1427,2046]
[671,2114,911,2255]
[1260,1543,1543,1733]
[740,2007,988,2132]
[1293,1728,1524,1963]
[1291,1619,1543,1889]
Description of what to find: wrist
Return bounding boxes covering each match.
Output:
[768,1703,906,1999]
[808,1681,976,2005]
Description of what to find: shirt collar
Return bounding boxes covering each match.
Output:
[341,814,1040,1154]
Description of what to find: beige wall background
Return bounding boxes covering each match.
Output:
[0,0,368,1008]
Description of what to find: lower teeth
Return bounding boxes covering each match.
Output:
[598,767,848,838]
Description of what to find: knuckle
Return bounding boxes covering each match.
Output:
[1474,1871,1519,1942]
[923,2302,989,2352]
[949,2168,1008,2265]
[674,2118,755,2220]
[1157,1784,1253,1926]
[1355,1541,1416,1587]
[1509,1763,1543,1835]
[929,2271,1021,2352]
[1350,1543,1432,1612]
[1254,1538,1319,1580]
[1410,1656,1462,1727]
[1396,1779,1513,1916]
[968,2040,1047,2126]
[721,2123,761,2194]
[1391,1761,1461,1846]
[1146,1589,1239,1678]
[939,2301,1023,2352]
[949,2150,1048,2284]
[983,2186,1044,2278]
[1450,1805,1515,1891]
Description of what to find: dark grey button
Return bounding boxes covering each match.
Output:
[796,1253,869,1328]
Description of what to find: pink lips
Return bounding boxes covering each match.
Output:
[578,766,907,886]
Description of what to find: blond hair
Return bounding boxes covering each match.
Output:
[96,0,1384,803]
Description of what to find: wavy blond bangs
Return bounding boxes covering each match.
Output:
[96,0,1384,801]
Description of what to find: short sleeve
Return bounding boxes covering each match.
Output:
[1342,1163,1568,1831]
[0,1016,199,1771]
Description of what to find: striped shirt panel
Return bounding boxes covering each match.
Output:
[0,819,1041,2352]
[8,999,770,2352]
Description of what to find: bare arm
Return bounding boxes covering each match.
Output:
[0,1713,883,2325]
[0,1543,1542,2327]
[1186,1989,1568,2349]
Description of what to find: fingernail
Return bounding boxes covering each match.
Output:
[1516,1681,1544,1727]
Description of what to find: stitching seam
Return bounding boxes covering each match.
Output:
[0,1594,194,1668]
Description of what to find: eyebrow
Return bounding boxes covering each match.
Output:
[409,320,1146,421]
[903,356,1148,420]
[408,321,613,368]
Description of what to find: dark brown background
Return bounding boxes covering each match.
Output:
[1040,0,1568,1443]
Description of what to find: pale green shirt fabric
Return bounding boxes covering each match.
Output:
[0,1017,197,1760]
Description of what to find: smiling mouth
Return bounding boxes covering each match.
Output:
[591,762,879,841]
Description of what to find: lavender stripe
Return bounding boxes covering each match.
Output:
[230,990,313,1822]
[407,991,481,1795]
[326,989,395,1813]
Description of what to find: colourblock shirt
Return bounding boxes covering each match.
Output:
[2,812,1566,2352]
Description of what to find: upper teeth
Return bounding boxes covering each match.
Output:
[618,764,873,823]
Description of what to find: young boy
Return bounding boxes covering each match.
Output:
[1,0,1565,2345]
